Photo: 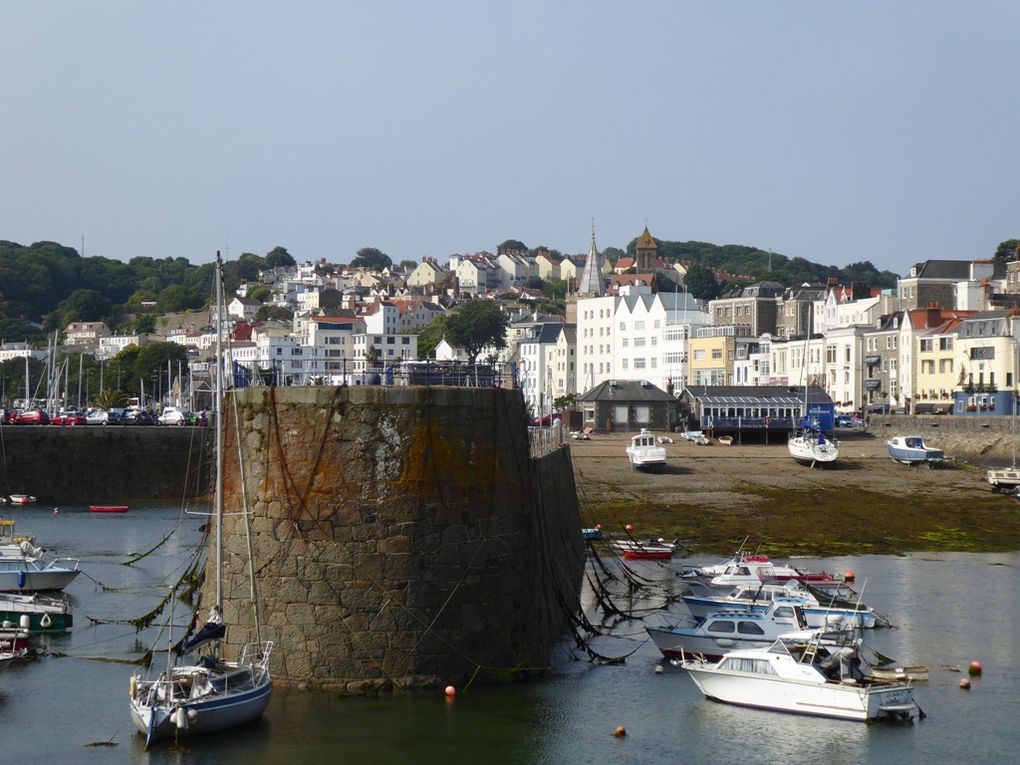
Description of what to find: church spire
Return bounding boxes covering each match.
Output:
[577,221,605,296]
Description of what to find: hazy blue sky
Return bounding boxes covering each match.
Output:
[2,1,1016,274]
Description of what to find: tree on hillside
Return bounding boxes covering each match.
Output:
[603,246,625,265]
[684,263,721,300]
[265,246,296,269]
[135,314,156,334]
[497,239,527,254]
[47,288,112,330]
[399,259,419,272]
[255,305,293,322]
[994,239,1020,265]
[445,301,509,364]
[351,247,392,271]
[157,284,203,313]
[246,285,272,303]
[235,252,265,282]
[415,315,448,359]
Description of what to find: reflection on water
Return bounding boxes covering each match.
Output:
[2,507,1019,764]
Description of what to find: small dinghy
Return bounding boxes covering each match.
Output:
[89,505,129,514]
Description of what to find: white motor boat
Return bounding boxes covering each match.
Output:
[987,466,1020,493]
[885,435,944,466]
[681,553,839,591]
[682,430,711,445]
[682,582,881,629]
[647,598,810,660]
[625,429,667,471]
[0,553,81,592]
[680,635,919,722]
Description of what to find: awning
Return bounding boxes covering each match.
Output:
[864,355,881,365]
[865,379,882,390]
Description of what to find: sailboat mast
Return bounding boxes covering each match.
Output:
[214,251,224,609]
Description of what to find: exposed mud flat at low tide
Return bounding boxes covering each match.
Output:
[570,431,1020,556]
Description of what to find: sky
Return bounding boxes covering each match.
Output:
[1,1,1017,275]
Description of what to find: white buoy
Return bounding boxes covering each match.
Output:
[174,708,189,729]
[654,664,664,674]
[19,614,30,630]
[187,709,199,722]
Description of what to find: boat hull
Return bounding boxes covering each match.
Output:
[623,549,672,560]
[684,664,915,722]
[681,596,876,629]
[0,608,72,632]
[788,437,840,466]
[90,505,129,513]
[0,569,81,592]
[131,677,272,746]
[647,627,772,661]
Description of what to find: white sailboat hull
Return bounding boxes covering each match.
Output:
[684,663,914,721]
[131,674,271,744]
[788,436,839,466]
[0,567,81,592]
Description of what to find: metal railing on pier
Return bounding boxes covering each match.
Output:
[528,424,565,458]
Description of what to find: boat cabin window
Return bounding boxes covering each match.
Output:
[905,437,921,448]
[706,620,736,633]
[773,606,795,619]
[737,621,766,635]
[720,657,777,675]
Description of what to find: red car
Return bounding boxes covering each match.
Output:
[51,411,86,426]
[11,409,50,425]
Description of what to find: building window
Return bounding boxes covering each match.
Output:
[711,349,722,360]
[634,358,646,369]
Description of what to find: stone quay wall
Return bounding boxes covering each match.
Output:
[205,385,584,692]
[0,425,210,503]
[867,414,1020,463]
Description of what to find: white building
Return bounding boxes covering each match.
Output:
[0,342,46,363]
[733,334,773,386]
[518,323,576,413]
[576,287,710,394]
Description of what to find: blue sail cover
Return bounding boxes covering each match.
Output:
[178,622,226,655]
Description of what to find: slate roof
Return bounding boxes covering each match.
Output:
[682,385,834,406]
[579,379,673,402]
[909,260,972,280]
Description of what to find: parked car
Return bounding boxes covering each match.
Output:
[834,414,854,428]
[531,413,560,427]
[157,407,191,426]
[51,410,86,426]
[107,407,126,425]
[123,408,156,425]
[11,409,50,425]
[86,408,109,425]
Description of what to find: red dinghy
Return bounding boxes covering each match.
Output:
[89,505,129,513]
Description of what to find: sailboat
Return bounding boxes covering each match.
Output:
[130,253,272,748]
[787,335,839,467]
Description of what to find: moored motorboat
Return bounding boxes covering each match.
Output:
[886,435,944,466]
[0,592,73,632]
[0,552,81,592]
[612,539,680,560]
[682,582,881,629]
[680,634,919,722]
[90,505,129,513]
[647,598,810,660]
[625,429,667,471]
[8,495,37,507]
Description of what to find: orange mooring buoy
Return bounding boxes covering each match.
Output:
[614,726,627,738]
[444,685,456,698]
[969,661,983,676]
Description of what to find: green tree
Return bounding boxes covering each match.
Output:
[246,285,272,302]
[351,247,392,271]
[445,301,509,364]
[53,288,112,328]
[525,276,546,291]
[994,239,1020,265]
[497,239,527,254]
[255,305,293,322]
[235,252,266,282]
[96,388,129,410]
[684,263,721,300]
[264,246,296,269]
[603,246,625,266]
[415,315,448,359]
[399,259,419,271]
[135,314,157,334]
[157,284,203,313]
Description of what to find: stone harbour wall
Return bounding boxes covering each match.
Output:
[0,425,209,503]
[867,414,1020,464]
[204,385,584,691]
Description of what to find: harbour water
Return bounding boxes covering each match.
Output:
[2,505,1019,764]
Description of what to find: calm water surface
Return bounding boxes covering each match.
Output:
[2,506,1018,764]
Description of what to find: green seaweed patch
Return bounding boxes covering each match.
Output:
[584,482,1020,556]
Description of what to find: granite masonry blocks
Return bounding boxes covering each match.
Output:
[201,386,584,691]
